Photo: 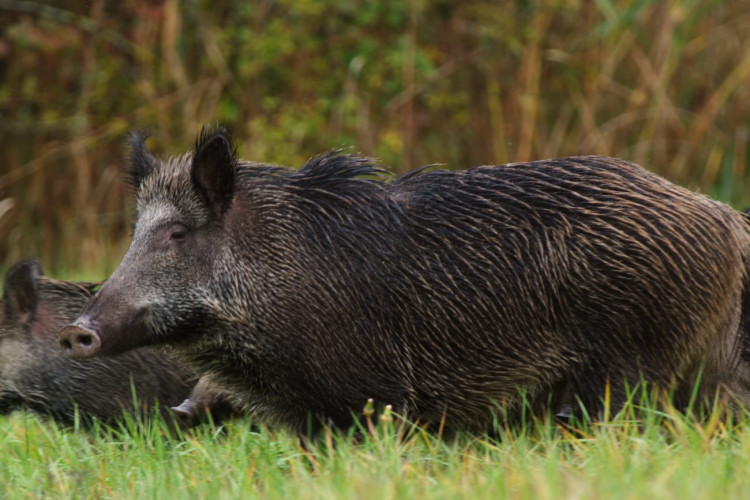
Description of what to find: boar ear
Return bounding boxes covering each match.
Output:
[3,260,41,323]
[128,130,160,191]
[191,126,236,217]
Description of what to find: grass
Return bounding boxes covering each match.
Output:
[3,396,750,499]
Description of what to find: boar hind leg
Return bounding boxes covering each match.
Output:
[716,282,750,415]
[564,361,649,421]
[683,287,750,417]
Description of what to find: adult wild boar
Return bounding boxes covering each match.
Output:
[60,126,750,433]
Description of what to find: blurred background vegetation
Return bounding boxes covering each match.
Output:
[1,0,749,276]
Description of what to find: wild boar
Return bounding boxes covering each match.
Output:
[60,127,750,433]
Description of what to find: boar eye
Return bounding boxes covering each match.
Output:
[164,224,189,244]
[170,229,187,241]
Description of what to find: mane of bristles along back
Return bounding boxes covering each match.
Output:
[294,151,389,184]
[278,152,393,211]
[235,151,389,191]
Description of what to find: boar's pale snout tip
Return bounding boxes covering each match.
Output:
[59,323,101,359]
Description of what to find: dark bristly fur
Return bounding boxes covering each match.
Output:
[60,127,750,433]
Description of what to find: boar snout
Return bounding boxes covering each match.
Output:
[59,323,101,359]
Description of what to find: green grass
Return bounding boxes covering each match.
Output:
[3,399,750,499]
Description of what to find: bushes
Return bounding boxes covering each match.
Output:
[1,0,749,273]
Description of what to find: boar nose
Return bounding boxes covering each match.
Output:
[59,323,102,359]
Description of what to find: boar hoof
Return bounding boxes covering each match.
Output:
[171,399,198,428]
